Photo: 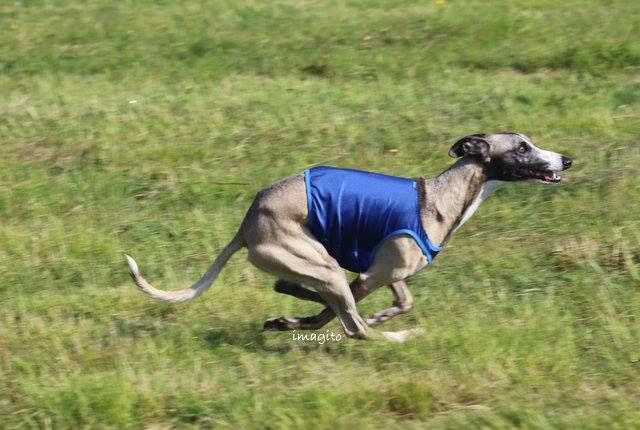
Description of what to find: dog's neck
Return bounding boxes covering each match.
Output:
[419,158,501,247]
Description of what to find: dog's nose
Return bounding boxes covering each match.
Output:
[561,156,572,169]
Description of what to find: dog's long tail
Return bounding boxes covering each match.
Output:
[124,234,245,303]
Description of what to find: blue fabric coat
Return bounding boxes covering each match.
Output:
[305,166,441,273]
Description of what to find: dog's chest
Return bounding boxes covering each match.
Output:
[454,180,505,232]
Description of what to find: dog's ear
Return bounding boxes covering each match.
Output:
[448,134,490,161]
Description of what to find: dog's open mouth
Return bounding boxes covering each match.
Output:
[512,168,562,183]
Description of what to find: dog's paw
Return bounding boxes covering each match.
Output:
[263,317,299,331]
[380,328,425,343]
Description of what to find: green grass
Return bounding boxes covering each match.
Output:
[1,0,640,427]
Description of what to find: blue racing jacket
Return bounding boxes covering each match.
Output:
[304,166,441,273]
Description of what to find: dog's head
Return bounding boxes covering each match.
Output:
[449,132,572,183]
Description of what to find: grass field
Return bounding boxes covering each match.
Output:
[1,0,640,427]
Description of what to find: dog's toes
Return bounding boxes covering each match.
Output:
[263,317,281,331]
[263,316,299,331]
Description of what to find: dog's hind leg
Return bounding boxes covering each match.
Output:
[272,278,413,327]
[266,271,392,330]
[266,276,362,330]
[247,238,372,339]
[273,279,325,304]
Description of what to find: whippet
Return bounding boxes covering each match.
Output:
[125,132,572,342]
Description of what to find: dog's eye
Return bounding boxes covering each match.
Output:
[518,142,529,153]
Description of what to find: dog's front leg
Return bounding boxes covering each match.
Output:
[365,281,413,326]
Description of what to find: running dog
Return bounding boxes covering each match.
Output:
[125,132,572,342]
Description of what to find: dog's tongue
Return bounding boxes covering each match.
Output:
[543,171,561,182]
[524,169,561,182]
[513,168,561,183]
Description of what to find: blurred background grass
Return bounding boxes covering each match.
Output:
[1,0,639,427]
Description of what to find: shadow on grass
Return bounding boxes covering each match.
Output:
[199,321,353,356]
[200,323,293,354]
